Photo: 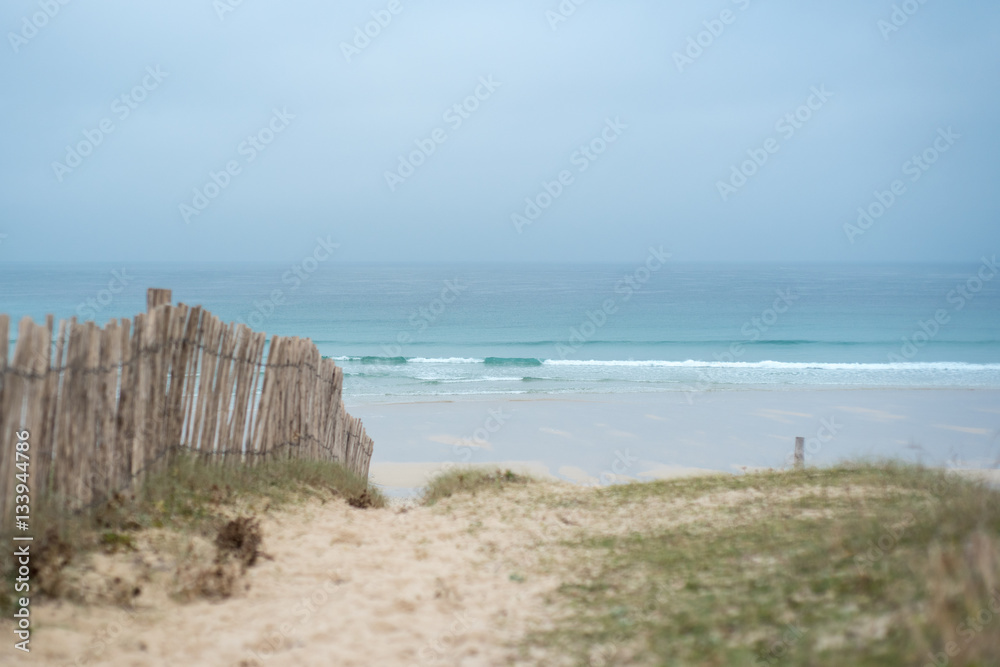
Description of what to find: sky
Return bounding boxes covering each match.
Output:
[1,0,998,264]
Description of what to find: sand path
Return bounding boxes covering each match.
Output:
[8,468,992,665]
[7,486,586,667]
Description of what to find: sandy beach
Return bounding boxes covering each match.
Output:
[5,0,999,661]
[7,460,1000,666]
[6,481,601,667]
[356,388,1000,495]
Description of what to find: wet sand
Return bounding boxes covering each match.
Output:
[353,389,1000,494]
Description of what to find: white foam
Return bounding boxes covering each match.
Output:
[543,359,1000,371]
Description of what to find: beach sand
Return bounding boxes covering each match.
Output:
[6,464,1000,665]
[356,388,1000,495]
[7,388,998,664]
[7,479,640,667]
[8,492,535,666]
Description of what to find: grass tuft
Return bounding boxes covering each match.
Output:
[0,455,384,611]
[215,516,263,568]
[422,467,530,505]
[522,462,1000,666]
[99,531,136,553]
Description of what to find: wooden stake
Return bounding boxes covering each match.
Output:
[147,288,172,312]
[0,290,377,524]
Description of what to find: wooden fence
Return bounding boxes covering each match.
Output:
[0,288,374,527]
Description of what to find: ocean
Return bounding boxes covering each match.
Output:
[2,261,999,401]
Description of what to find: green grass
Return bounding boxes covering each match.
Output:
[1,455,384,612]
[123,454,387,525]
[421,467,530,505]
[99,531,136,552]
[596,460,954,504]
[522,463,1000,666]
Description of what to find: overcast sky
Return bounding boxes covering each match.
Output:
[1,0,998,263]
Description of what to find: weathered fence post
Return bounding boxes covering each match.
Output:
[794,436,805,470]
[147,288,172,312]
[0,289,375,527]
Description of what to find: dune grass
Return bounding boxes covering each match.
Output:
[125,454,386,522]
[1,455,384,612]
[521,463,1000,666]
[6,458,997,666]
[421,467,531,505]
[62,454,385,537]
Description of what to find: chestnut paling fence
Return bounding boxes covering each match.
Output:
[0,289,374,529]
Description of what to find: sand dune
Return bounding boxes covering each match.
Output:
[9,465,997,665]
[9,488,576,666]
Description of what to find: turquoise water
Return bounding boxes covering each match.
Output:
[2,262,999,398]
